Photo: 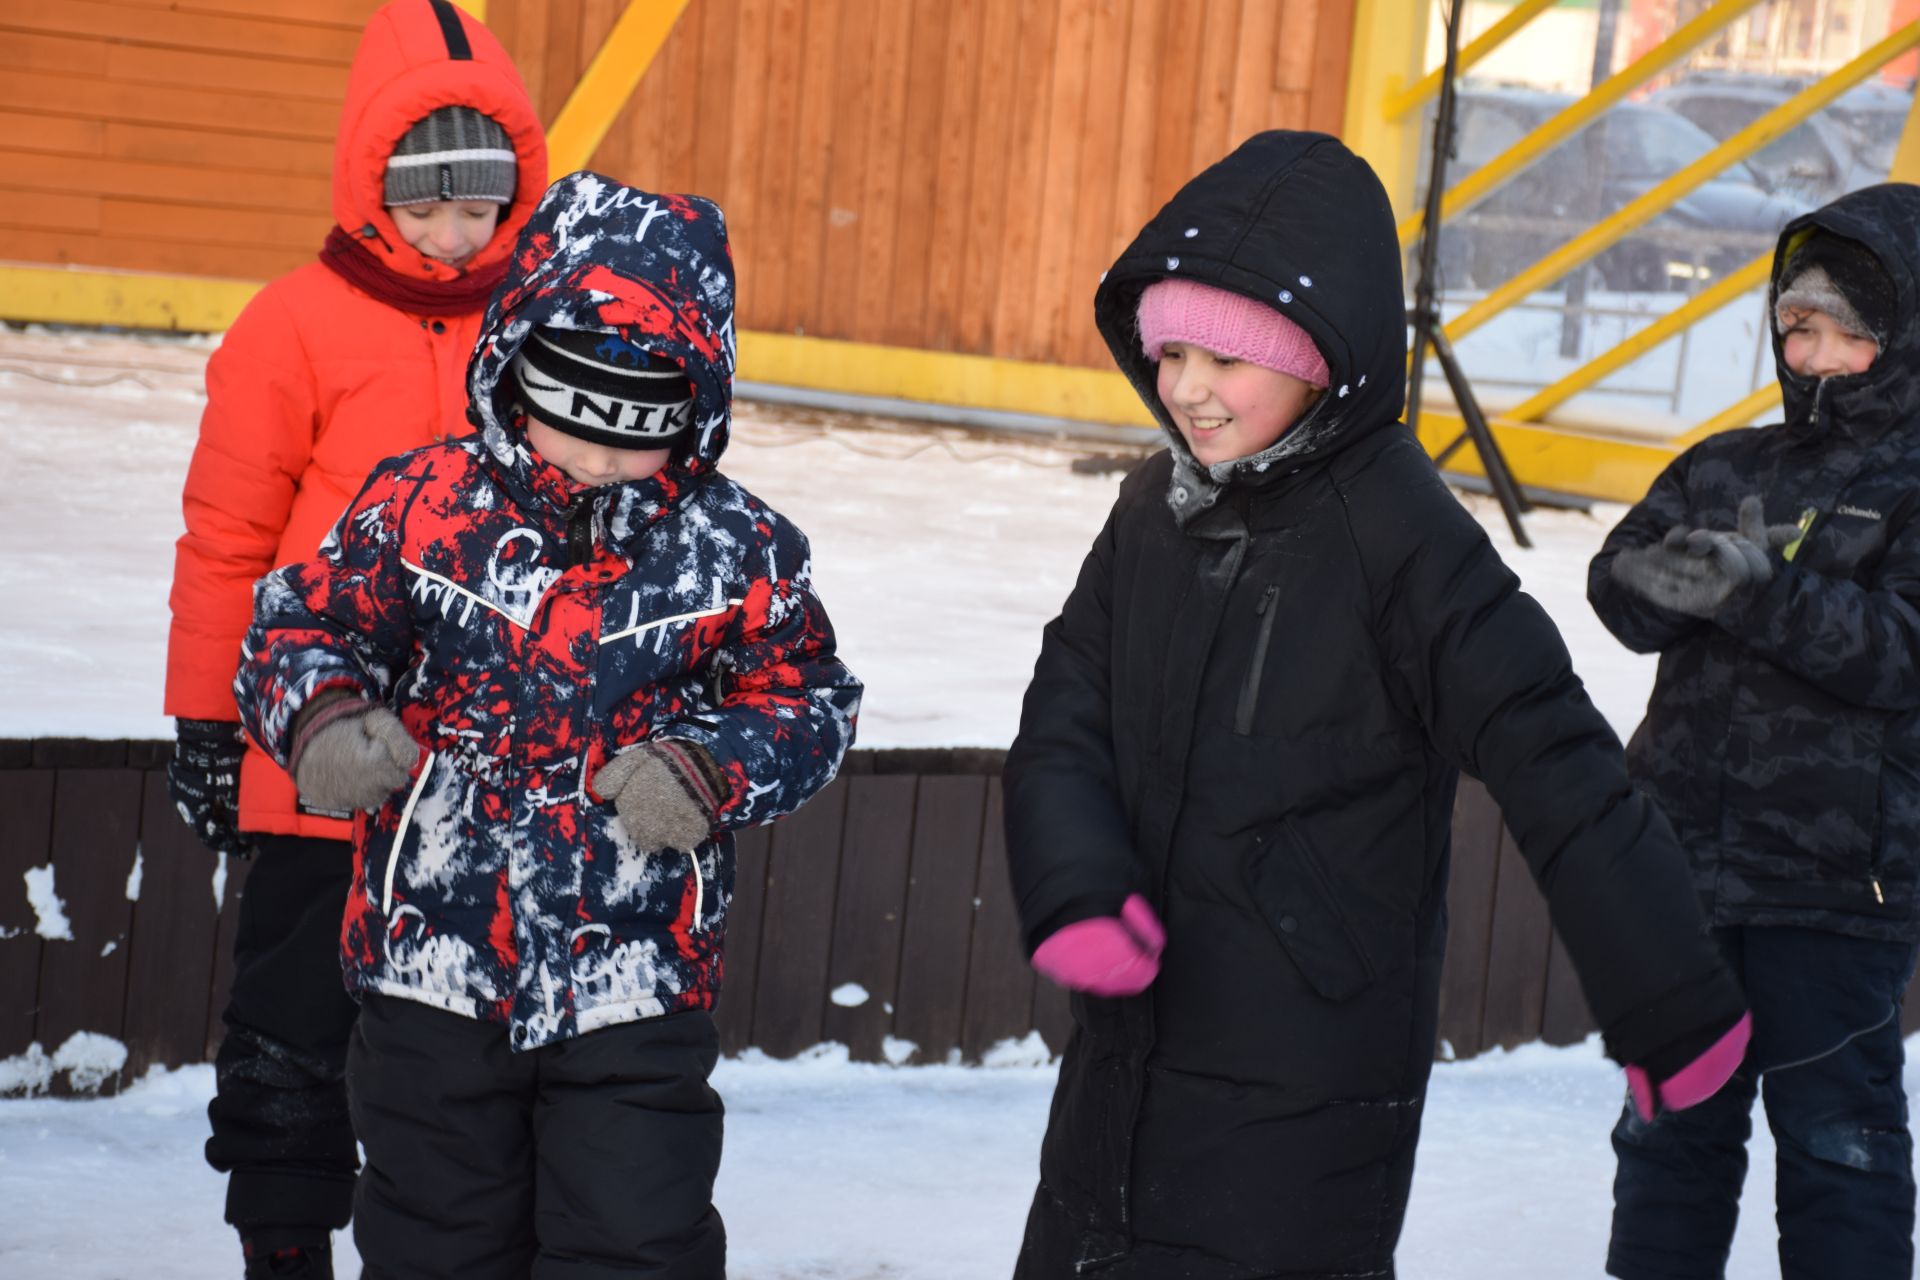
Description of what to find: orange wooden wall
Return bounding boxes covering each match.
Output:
[0,0,369,281]
[1,0,1354,371]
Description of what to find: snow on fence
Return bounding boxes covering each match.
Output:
[9,738,1914,1097]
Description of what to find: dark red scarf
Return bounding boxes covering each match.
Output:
[318,226,509,317]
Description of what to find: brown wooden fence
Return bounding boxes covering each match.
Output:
[9,737,1916,1096]
[1,0,1354,370]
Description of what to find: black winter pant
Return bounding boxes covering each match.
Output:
[204,834,361,1245]
[349,993,726,1280]
[1609,925,1917,1280]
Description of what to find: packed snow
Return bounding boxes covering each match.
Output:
[0,325,1661,747]
[7,1036,1918,1277]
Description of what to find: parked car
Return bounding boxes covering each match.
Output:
[1426,84,1802,292]
[1649,72,1912,211]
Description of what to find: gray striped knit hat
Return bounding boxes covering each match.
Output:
[385,106,517,207]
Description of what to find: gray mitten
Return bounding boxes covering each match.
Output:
[592,740,728,853]
[1611,495,1796,618]
[289,697,418,812]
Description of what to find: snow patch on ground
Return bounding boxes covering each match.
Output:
[51,1034,127,1095]
[22,866,72,941]
[7,1038,1920,1277]
[979,1031,1053,1068]
[0,1034,131,1098]
[0,1044,53,1097]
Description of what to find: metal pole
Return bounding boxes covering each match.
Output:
[1408,0,1534,546]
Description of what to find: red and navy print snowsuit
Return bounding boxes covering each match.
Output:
[235,172,861,1050]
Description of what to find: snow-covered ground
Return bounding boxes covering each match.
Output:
[9,1036,1918,1278]
[0,325,1661,747]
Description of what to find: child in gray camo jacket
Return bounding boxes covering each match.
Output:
[1591,182,1920,1280]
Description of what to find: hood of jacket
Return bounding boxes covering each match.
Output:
[466,171,737,533]
[332,0,548,283]
[1770,182,1920,443]
[1095,131,1408,523]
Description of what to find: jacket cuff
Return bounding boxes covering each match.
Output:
[287,689,370,774]
[1601,965,1748,1069]
[1025,895,1130,958]
[649,739,733,818]
[176,718,244,743]
[1713,559,1793,637]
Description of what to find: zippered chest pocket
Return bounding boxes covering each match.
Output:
[1235,584,1280,735]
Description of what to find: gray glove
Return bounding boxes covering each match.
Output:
[289,697,418,813]
[1611,495,1800,618]
[592,740,727,853]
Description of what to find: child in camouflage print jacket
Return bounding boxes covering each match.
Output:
[1593,183,1920,1280]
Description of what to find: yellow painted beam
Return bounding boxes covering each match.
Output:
[0,263,259,332]
[1505,253,1772,423]
[0,261,1154,427]
[1669,384,1784,450]
[1385,0,1558,121]
[1892,62,1920,182]
[1399,0,1763,247]
[1343,0,1435,221]
[457,0,486,21]
[545,0,694,178]
[738,331,1155,428]
[1444,21,1920,346]
[1410,408,1687,505]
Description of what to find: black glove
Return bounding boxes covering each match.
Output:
[168,718,254,859]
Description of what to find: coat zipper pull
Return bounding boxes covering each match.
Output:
[1255,584,1278,615]
[1873,877,1885,905]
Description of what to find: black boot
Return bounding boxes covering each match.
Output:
[241,1236,333,1279]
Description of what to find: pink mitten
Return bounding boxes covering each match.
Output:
[1030,894,1166,997]
[1626,1012,1752,1122]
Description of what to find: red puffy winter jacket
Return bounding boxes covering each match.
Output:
[164,0,547,838]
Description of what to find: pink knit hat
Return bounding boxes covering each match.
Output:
[1137,279,1330,389]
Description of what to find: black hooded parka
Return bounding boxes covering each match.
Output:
[1590,183,1920,945]
[1005,132,1745,1278]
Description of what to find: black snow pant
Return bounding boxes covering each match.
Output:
[348,992,727,1280]
[204,834,361,1248]
[1608,925,1917,1280]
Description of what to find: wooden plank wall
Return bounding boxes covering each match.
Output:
[494,0,1356,370]
[0,0,1355,371]
[0,0,373,281]
[20,737,1886,1096]
[0,742,1076,1094]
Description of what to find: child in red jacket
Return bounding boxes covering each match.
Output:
[161,3,545,1273]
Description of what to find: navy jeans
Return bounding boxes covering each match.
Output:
[1608,925,1917,1280]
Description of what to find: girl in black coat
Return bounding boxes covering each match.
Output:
[1592,185,1920,1280]
[1004,131,1751,1278]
